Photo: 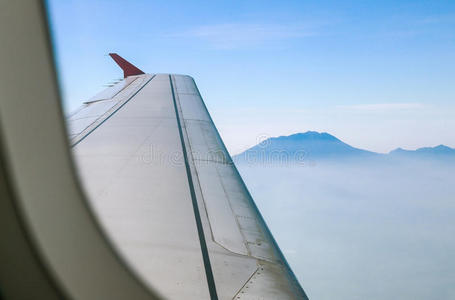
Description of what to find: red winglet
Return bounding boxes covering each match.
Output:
[108,53,145,78]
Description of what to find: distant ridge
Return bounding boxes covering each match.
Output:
[233,131,455,164]
[389,144,455,158]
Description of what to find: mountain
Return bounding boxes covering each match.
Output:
[233,131,455,164]
[233,131,378,164]
[389,145,455,159]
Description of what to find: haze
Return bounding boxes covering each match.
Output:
[237,158,455,299]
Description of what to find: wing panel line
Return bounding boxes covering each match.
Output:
[189,77,309,299]
[169,75,219,300]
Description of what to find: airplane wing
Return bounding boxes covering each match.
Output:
[67,54,308,300]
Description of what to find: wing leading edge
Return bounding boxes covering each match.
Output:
[68,55,308,299]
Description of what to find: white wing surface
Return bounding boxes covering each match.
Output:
[67,55,308,300]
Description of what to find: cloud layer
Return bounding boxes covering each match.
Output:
[173,23,316,49]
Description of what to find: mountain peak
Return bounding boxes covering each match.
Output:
[235,131,376,163]
[288,131,336,138]
[274,131,342,143]
[434,145,452,150]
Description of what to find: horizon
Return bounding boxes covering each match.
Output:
[46,0,455,154]
[235,130,455,155]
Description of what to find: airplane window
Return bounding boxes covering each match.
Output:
[46,1,455,299]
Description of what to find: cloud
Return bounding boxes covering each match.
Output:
[283,249,298,255]
[385,14,455,38]
[417,14,455,25]
[172,23,316,49]
[336,102,425,112]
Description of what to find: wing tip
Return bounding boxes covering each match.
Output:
[108,53,145,78]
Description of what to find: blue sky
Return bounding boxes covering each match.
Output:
[46,0,455,153]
